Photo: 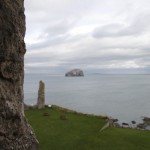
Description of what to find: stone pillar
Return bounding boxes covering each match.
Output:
[0,0,39,149]
[37,80,45,109]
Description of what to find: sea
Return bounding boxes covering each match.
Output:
[24,74,150,124]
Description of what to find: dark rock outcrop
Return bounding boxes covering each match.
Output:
[143,117,150,125]
[0,0,39,149]
[65,69,84,77]
[137,117,150,130]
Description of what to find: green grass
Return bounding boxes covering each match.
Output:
[25,106,150,150]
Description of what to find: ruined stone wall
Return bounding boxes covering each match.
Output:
[0,0,39,149]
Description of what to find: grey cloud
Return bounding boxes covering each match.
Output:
[26,20,75,50]
[65,54,145,65]
[93,23,127,38]
[27,35,67,50]
[93,13,150,38]
[25,56,52,64]
[25,0,102,16]
[25,47,150,72]
[92,23,137,38]
[43,20,76,37]
[24,0,150,74]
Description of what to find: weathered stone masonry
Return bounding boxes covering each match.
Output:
[0,0,38,149]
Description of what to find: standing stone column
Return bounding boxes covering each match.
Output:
[37,80,45,109]
[0,0,39,149]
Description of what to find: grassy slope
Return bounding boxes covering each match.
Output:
[25,107,150,150]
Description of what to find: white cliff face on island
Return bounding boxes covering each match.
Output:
[65,69,84,77]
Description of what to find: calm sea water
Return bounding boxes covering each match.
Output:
[24,74,150,123]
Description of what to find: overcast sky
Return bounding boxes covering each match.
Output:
[24,0,150,74]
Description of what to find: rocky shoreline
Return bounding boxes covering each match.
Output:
[105,116,150,130]
[24,103,150,131]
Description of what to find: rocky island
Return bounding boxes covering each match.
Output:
[65,69,84,77]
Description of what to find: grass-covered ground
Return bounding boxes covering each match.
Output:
[25,106,150,150]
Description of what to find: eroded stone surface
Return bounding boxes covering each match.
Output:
[37,80,45,109]
[0,0,39,149]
